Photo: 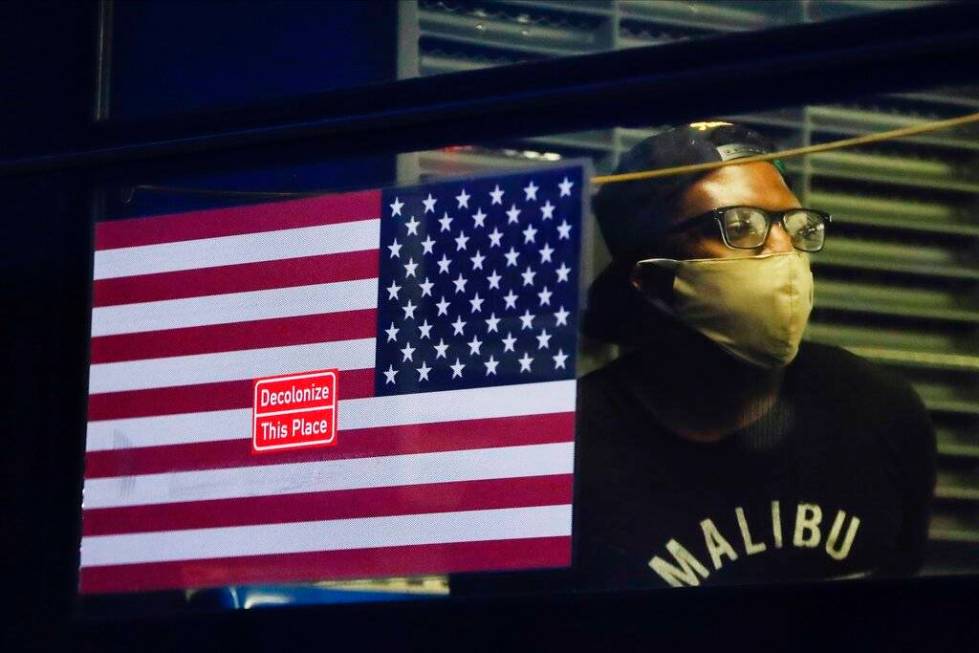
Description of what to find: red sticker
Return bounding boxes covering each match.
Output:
[252,369,338,454]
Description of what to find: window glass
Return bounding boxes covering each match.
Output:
[104,0,944,120]
[78,80,979,616]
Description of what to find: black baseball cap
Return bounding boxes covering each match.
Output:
[592,121,787,264]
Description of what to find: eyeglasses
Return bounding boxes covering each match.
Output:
[664,206,832,252]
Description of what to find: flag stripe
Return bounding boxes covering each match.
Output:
[82,474,573,536]
[86,370,375,422]
[91,310,378,364]
[81,504,572,567]
[79,536,571,594]
[83,442,574,509]
[94,218,381,280]
[88,338,376,394]
[84,412,575,478]
[92,249,379,307]
[90,277,378,337]
[95,191,381,251]
[86,380,575,450]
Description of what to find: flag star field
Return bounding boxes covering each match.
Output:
[376,166,583,395]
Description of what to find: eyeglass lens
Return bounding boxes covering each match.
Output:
[720,207,825,251]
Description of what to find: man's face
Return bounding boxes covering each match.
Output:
[662,162,801,260]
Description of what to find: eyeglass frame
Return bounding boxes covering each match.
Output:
[662,205,832,253]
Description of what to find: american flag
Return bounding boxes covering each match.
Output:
[79,164,585,594]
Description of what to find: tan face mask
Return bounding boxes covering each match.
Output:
[636,251,814,368]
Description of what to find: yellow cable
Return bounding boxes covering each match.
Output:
[591,111,979,185]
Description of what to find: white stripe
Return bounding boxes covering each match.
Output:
[80,504,572,567]
[88,339,375,394]
[93,220,380,280]
[86,379,576,451]
[82,441,573,509]
[90,278,377,337]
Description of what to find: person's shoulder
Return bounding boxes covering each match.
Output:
[576,352,646,427]
[794,341,910,395]
[792,341,930,429]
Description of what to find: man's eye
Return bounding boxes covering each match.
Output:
[727,218,756,236]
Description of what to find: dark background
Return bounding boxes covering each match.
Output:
[2,1,978,650]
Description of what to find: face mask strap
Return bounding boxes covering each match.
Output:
[631,258,679,314]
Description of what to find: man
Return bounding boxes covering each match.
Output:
[574,122,936,589]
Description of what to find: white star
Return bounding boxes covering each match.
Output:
[454,230,470,251]
[503,290,519,310]
[390,197,404,217]
[455,188,470,209]
[405,215,421,235]
[557,220,572,240]
[418,276,434,297]
[519,309,535,330]
[521,266,537,286]
[523,180,539,201]
[420,235,436,255]
[522,224,538,244]
[422,193,437,214]
[536,328,552,349]
[484,355,500,376]
[385,322,399,343]
[504,247,520,267]
[558,177,574,197]
[485,312,501,333]
[386,280,401,300]
[518,352,533,373]
[402,299,417,320]
[388,238,402,259]
[552,348,569,370]
[400,342,416,362]
[437,253,452,274]
[450,358,465,379]
[555,262,571,283]
[502,331,517,352]
[453,273,468,294]
[470,250,486,270]
[418,319,433,339]
[468,335,483,356]
[554,306,570,326]
[472,208,487,228]
[487,269,502,289]
[403,257,418,278]
[438,212,453,232]
[451,315,467,335]
[537,286,552,306]
[506,204,521,224]
[436,295,451,316]
[539,242,554,263]
[488,227,503,247]
[433,338,449,359]
[383,364,398,385]
[540,200,555,220]
[417,360,432,381]
[489,184,505,205]
[469,292,484,313]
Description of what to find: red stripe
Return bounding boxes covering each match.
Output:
[95,190,381,250]
[84,412,575,478]
[82,474,573,536]
[92,249,379,307]
[87,368,375,421]
[90,310,377,364]
[79,536,571,594]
